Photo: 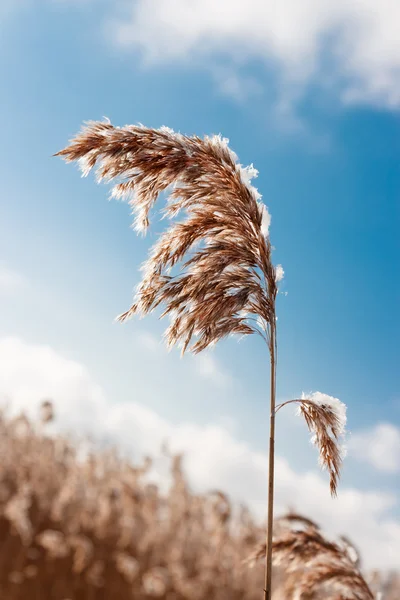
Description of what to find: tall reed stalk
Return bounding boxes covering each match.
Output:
[57,120,347,599]
[264,320,276,600]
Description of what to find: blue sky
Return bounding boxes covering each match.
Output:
[0,0,399,568]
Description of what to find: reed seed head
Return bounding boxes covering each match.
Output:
[56,120,281,355]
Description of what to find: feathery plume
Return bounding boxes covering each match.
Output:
[276,392,347,496]
[39,399,54,424]
[56,120,278,356]
[294,558,374,599]
[247,513,374,600]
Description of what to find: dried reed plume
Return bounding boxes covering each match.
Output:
[276,393,347,496]
[56,120,277,353]
[56,120,346,599]
[248,513,374,599]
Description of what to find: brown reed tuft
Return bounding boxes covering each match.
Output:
[275,394,347,497]
[56,120,278,356]
[39,400,54,424]
[248,513,374,599]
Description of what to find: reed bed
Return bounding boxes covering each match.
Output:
[0,404,396,600]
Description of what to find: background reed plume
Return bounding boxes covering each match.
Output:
[248,513,374,599]
[56,120,346,599]
[0,405,394,600]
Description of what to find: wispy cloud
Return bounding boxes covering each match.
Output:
[111,0,400,111]
[193,353,234,389]
[135,330,234,390]
[5,2,400,111]
[211,66,264,104]
[349,423,400,473]
[0,335,399,569]
[136,330,163,353]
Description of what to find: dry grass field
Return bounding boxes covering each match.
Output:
[0,404,397,600]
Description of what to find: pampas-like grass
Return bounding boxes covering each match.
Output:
[2,406,392,599]
[276,393,347,496]
[247,513,374,599]
[56,120,277,355]
[56,120,347,599]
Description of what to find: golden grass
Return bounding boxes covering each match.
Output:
[0,405,397,599]
[56,121,278,355]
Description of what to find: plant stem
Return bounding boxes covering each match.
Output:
[264,322,276,600]
[275,398,303,414]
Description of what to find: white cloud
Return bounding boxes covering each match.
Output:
[136,330,163,353]
[136,330,234,390]
[111,0,400,110]
[8,1,400,114]
[193,353,233,389]
[0,336,106,433]
[349,423,400,473]
[0,263,26,295]
[275,264,284,283]
[0,335,399,569]
[211,66,264,103]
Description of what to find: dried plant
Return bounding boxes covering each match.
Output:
[277,511,321,532]
[57,120,347,598]
[56,120,277,352]
[248,513,375,599]
[39,400,54,425]
[293,560,374,600]
[275,392,347,496]
[0,406,266,599]
[0,407,396,599]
